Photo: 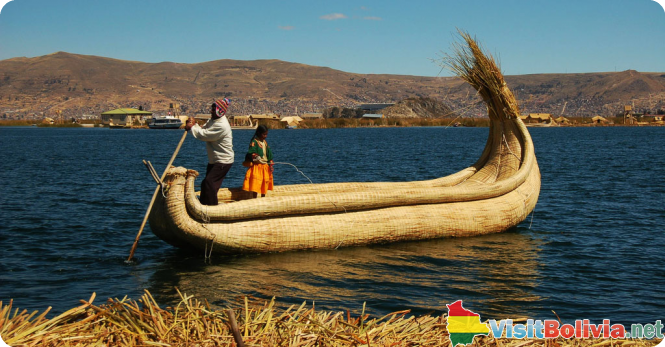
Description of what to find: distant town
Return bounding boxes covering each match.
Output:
[1,52,664,125]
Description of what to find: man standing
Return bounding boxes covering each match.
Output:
[185,98,234,205]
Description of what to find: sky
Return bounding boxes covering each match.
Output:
[0,0,664,77]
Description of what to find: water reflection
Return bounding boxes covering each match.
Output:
[147,228,542,319]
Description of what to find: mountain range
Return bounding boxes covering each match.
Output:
[1,52,664,119]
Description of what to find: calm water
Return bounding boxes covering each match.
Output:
[0,125,663,325]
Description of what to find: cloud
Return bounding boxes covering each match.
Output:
[652,0,665,12]
[363,16,382,21]
[0,0,14,15]
[320,13,347,20]
[278,26,295,31]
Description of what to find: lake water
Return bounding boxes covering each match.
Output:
[0,125,663,326]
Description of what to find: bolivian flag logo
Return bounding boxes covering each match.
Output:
[446,300,490,346]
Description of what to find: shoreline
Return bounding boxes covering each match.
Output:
[1,119,664,129]
[1,290,661,346]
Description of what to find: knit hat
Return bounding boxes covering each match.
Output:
[215,98,231,117]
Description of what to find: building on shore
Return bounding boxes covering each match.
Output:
[280,116,304,128]
[554,116,571,125]
[248,113,280,121]
[519,113,552,125]
[100,108,153,127]
[591,115,610,124]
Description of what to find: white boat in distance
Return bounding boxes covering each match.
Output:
[148,116,183,129]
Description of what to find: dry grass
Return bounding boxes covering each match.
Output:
[1,290,660,346]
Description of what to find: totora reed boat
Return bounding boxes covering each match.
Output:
[148,33,541,255]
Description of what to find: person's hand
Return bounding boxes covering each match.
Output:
[185,117,194,131]
[269,164,274,173]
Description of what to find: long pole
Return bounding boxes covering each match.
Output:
[226,309,245,347]
[127,130,188,261]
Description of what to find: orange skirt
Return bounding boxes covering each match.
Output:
[242,163,273,195]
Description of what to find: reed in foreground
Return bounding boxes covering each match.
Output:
[0,290,661,347]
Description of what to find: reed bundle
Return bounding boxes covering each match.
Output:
[1,290,660,346]
[440,30,521,122]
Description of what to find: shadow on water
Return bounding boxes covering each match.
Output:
[146,227,543,319]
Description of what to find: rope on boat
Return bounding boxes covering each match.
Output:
[502,130,529,224]
[273,162,348,213]
[492,127,505,183]
[528,208,535,230]
[500,129,535,229]
[201,205,216,263]
[272,162,314,184]
[498,127,535,229]
[143,160,169,198]
[502,133,522,163]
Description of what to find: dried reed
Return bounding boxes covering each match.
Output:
[1,290,660,347]
[440,30,521,122]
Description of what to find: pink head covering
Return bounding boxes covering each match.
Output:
[214,98,231,117]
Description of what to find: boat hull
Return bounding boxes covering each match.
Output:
[149,162,539,254]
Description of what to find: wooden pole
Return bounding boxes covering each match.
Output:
[127,130,188,261]
[226,309,245,347]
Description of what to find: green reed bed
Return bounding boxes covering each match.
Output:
[1,290,660,346]
[0,120,39,126]
[35,123,84,128]
[299,117,490,129]
[0,120,88,127]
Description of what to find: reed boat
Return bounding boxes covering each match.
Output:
[148,33,541,255]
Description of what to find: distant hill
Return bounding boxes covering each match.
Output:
[1,52,664,119]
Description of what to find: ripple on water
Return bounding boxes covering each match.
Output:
[0,126,664,325]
